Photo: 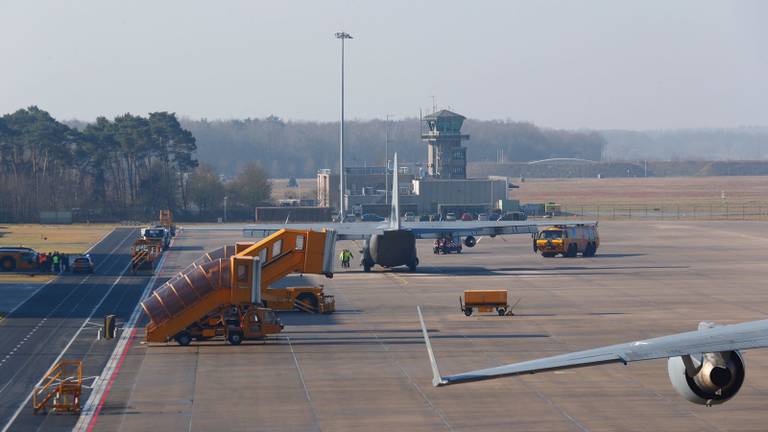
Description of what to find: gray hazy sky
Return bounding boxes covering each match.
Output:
[2,1,767,129]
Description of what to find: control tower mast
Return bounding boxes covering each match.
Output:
[421,110,470,179]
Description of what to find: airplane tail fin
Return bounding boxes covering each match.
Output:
[389,153,401,230]
[417,306,446,387]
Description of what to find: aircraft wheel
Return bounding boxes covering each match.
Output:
[464,308,472,317]
[363,261,372,272]
[497,308,506,316]
[408,258,418,272]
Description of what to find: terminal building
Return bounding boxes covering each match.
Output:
[317,109,514,217]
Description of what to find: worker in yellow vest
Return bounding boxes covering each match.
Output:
[339,249,353,268]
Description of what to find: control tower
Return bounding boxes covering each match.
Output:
[421,109,470,179]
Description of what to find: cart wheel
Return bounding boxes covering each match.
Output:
[497,308,506,316]
[175,331,192,346]
[464,307,472,317]
[227,332,243,345]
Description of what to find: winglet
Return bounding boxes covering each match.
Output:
[417,306,446,386]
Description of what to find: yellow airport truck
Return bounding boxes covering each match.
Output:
[535,224,599,258]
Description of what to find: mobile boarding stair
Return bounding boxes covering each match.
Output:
[141,229,336,344]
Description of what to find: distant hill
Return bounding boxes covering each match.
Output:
[469,160,768,178]
[601,128,768,161]
[180,117,605,178]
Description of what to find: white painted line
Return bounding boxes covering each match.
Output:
[0,260,132,432]
[0,229,134,432]
[1,228,115,320]
[74,238,173,432]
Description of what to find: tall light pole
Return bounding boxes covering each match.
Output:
[384,114,393,205]
[335,31,352,222]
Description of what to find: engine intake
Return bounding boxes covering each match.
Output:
[667,350,745,406]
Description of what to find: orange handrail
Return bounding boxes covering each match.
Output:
[33,360,83,414]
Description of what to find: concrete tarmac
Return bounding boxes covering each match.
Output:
[94,221,768,431]
[0,228,152,432]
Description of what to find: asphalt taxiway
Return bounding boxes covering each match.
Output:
[71,222,768,431]
[0,228,153,432]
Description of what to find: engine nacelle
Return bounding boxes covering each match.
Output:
[667,350,745,406]
[463,236,477,248]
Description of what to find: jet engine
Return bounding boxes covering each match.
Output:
[463,236,477,248]
[667,350,745,406]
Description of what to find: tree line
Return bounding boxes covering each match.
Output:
[183,116,607,178]
[0,107,271,222]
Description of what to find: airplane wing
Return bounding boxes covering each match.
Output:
[417,307,768,387]
[403,220,555,239]
[239,220,594,240]
[242,222,386,240]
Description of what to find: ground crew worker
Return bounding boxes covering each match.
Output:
[339,249,353,268]
[52,253,60,273]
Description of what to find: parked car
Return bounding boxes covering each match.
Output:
[461,212,474,221]
[72,256,94,274]
[500,211,527,221]
[403,212,416,222]
[444,212,457,221]
[361,213,385,222]
[477,213,489,221]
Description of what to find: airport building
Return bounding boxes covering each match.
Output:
[317,109,512,217]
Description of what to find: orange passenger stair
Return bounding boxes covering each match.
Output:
[141,229,336,343]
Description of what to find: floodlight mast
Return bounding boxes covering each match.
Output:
[335,31,353,222]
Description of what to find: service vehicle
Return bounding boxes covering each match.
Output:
[404,212,416,222]
[263,286,335,314]
[433,238,462,254]
[178,304,283,345]
[534,224,599,257]
[444,212,457,221]
[71,256,94,274]
[142,226,171,250]
[159,209,176,236]
[500,211,527,221]
[0,247,39,272]
[477,213,489,221]
[460,290,515,316]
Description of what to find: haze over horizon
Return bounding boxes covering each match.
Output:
[2,0,767,130]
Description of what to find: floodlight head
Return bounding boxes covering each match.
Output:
[335,32,353,39]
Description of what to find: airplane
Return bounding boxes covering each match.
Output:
[243,153,596,272]
[417,306,765,406]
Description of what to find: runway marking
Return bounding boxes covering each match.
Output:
[0,231,131,373]
[0,228,115,321]
[0,229,135,432]
[75,238,173,432]
[331,289,454,431]
[458,333,592,432]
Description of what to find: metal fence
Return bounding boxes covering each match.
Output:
[532,203,768,221]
